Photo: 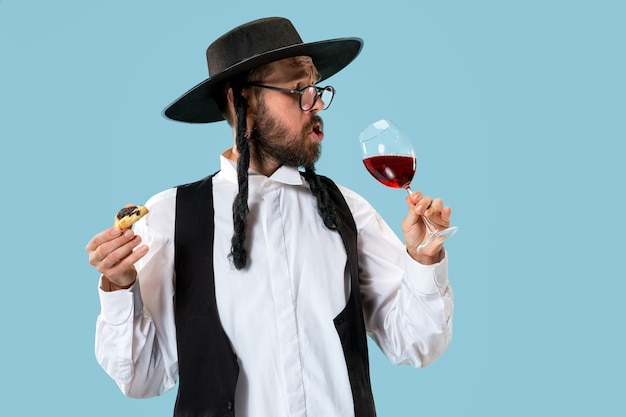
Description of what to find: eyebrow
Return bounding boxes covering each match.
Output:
[287,67,321,84]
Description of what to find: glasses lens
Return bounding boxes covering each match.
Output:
[320,87,334,110]
[300,86,317,111]
[299,86,335,111]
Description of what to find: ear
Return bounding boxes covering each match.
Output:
[227,85,257,138]
[240,86,257,115]
[239,87,257,136]
[228,86,258,116]
[226,87,235,106]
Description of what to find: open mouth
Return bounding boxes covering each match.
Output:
[310,121,324,140]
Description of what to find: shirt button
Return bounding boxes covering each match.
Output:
[263,181,271,188]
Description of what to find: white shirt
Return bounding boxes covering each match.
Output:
[95,153,454,417]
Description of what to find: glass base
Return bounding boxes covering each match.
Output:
[417,226,458,252]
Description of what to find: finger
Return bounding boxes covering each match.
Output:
[407,191,423,207]
[427,199,452,221]
[104,244,149,279]
[414,196,433,215]
[403,201,421,226]
[85,227,123,253]
[403,195,430,232]
[88,228,137,266]
[440,206,452,222]
[405,193,424,222]
[426,203,452,229]
[424,198,443,217]
[98,234,143,271]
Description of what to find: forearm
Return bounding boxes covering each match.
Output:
[95,280,175,398]
[365,252,454,368]
[383,258,454,368]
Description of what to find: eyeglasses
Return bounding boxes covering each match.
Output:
[246,83,336,111]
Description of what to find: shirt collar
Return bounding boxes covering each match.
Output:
[219,150,304,186]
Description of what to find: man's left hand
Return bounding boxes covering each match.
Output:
[402,191,452,264]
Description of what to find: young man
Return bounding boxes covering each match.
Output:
[86,17,454,417]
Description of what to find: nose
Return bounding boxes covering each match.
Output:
[309,93,325,113]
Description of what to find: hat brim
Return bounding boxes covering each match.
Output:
[162,37,363,123]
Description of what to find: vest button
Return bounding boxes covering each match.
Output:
[227,401,233,411]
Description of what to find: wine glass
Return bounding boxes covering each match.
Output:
[359,118,458,251]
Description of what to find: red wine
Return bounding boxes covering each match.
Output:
[363,155,416,189]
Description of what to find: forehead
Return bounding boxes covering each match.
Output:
[264,56,320,83]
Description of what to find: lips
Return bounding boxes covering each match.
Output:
[309,119,324,141]
[311,126,323,141]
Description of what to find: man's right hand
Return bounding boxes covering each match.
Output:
[85,227,149,291]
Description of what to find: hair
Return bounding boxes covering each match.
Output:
[215,63,275,127]
[229,81,251,270]
[303,165,340,231]
[222,58,337,270]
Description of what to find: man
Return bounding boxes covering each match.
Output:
[86,17,454,417]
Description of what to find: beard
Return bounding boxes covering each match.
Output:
[247,101,323,170]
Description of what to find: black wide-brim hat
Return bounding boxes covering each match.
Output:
[163,17,363,123]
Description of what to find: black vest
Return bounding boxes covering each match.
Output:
[173,173,376,417]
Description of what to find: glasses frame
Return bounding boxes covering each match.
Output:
[246,83,336,111]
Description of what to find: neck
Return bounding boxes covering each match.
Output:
[227,145,282,177]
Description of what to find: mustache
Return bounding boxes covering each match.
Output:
[305,115,324,133]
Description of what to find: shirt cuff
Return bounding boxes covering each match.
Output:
[98,277,144,325]
[404,250,449,295]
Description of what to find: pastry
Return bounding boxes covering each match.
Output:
[114,205,149,229]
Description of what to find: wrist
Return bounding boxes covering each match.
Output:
[101,276,136,292]
[407,247,444,265]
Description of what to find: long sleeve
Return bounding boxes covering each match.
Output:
[342,187,454,368]
[94,189,179,398]
[93,160,454,413]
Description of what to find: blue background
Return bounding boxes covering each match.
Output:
[1,0,624,415]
